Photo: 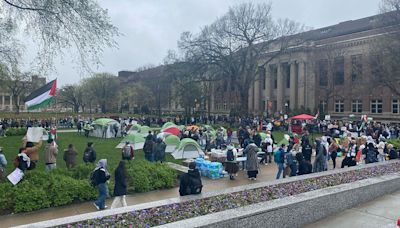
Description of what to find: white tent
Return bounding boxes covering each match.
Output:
[90,118,120,138]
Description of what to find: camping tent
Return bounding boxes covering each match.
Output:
[259,132,267,141]
[276,134,290,147]
[90,118,119,138]
[290,114,315,120]
[165,135,181,153]
[162,122,176,129]
[177,125,185,131]
[162,126,181,136]
[128,123,141,133]
[172,138,204,159]
[139,126,151,137]
[116,133,145,149]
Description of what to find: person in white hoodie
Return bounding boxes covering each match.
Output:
[377,141,386,162]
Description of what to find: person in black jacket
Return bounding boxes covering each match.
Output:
[143,138,154,162]
[111,161,127,209]
[302,142,312,162]
[179,162,202,196]
[83,142,96,164]
[93,159,110,210]
[296,152,312,175]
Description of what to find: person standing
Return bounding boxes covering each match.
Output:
[83,142,97,164]
[111,161,128,209]
[83,122,91,137]
[225,145,239,180]
[275,144,286,179]
[23,140,43,170]
[154,138,166,163]
[244,140,259,180]
[265,134,274,164]
[328,139,339,169]
[63,144,78,169]
[302,142,312,162]
[44,138,58,171]
[121,141,134,161]
[0,147,7,181]
[93,159,110,210]
[143,137,154,162]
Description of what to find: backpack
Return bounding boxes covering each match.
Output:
[274,149,283,163]
[90,170,98,187]
[83,148,93,163]
[189,175,202,195]
[122,146,133,159]
[226,150,234,161]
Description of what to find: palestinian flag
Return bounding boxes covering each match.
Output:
[25,79,57,110]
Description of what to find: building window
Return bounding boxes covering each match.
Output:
[320,100,327,113]
[335,100,344,113]
[392,99,399,114]
[371,100,383,113]
[352,100,363,113]
[318,59,328,86]
[334,57,344,85]
[351,54,362,82]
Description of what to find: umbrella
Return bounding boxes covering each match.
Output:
[290,114,315,120]
[187,125,199,131]
[162,122,176,129]
[162,126,181,136]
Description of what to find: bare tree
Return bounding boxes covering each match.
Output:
[178,2,305,114]
[0,0,119,73]
[85,73,119,113]
[58,85,84,113]
[0,65,30,113]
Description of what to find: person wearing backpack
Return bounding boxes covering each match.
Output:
[179,162,202,196]
[224,145,239,180]
[275,144,286,179]
[121,141,134,161]
[244,140,259,180]
[83,142,96,164]
[143,137,154,162]
[13,148,30,172]
[92,159,110,210]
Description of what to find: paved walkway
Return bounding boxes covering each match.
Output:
[306,191,400,228]
[1,157,343,227]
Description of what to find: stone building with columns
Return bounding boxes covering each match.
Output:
[241,12,400,121]
[0,75,46,112]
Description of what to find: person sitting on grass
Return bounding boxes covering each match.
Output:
[179,162,202,196]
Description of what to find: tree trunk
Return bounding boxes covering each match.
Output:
[239,88,249,116]
[13,95,20,114]
[74,104,79,113]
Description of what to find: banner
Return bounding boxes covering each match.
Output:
[7,168,24,185]
[26,127,45,142]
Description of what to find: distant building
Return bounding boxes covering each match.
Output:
[119,12,400,121]
[0,75,46,111]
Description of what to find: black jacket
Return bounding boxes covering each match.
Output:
[143,140,154,154]
[93,168,110,185]
[298,160,312,175]
[179,169,202,196]
[113,167,127,196]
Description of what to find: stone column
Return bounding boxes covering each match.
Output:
[276,63,284,113]
[289,62,297,110]
[9,95,12,111]
[265,66,272,116]
[254,78,260,113]
[306,61,316,110]
[1,94,4,110]
[298,62,306,108]
[248,84,254,113]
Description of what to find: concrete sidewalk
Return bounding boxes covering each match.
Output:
[1,156,341,227]
[306,191,400,228]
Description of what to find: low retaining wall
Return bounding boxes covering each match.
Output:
[162,173,400,228]
[16,161,400,228]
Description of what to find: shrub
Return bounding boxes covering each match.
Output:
[5,128,27,136]
[0,182,15,211]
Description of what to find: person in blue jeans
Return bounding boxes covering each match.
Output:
[275,144,286,179]
[93,159,110,210]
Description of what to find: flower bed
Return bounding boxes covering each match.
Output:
[64,162,400,228]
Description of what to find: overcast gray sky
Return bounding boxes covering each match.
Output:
[23,0,382,86]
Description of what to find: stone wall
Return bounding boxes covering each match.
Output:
[16,161,400,228]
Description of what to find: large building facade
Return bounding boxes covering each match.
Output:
[244,12,400,121]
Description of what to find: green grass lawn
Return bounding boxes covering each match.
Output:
[0,132,180,174]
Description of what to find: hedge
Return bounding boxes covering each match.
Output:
[0,161,177,214]
[5,128,27,136]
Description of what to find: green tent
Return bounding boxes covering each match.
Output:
[131,123,141,132]
[203,125,214,131]
[139,126,151,136]
[116,133,145,149]
[177,125,185,130]
[277,138,289,147]
[162,122,176,129]
[165,135,181,153]
[259,132,267,141]
[92,118,116,126]
[172,138,204,159]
